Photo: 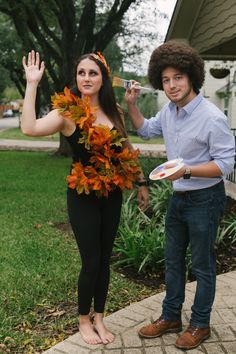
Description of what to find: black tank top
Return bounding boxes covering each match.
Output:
[64,126,122,165]
[64,127,90,164]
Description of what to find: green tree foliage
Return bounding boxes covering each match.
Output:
[0,67,9,101]
[0,0,164,153]
[0,0,165,102]
[0,0,141,153]
[0,13,22,99]
[0,1,144,103]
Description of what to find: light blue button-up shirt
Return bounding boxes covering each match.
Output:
[137,93,235,191]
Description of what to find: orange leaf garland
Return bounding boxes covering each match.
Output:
[52,87,96,128]
[52,87,141,197]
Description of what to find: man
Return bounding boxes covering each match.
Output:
[125,41,235,350]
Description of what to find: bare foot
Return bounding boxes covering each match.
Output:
[79,321,102,345]
[94,321,115,344]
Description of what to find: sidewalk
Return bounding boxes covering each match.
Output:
[0,138,166,157]
[43,271,236,354]
[0,138,59,152]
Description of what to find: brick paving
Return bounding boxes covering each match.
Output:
[43,271,236,354]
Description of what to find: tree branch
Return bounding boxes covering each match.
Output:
[94,0,138,50]
[34,3,61,48]
[74,0,96,56]
[54,0,76,61]
[24,5,62,64]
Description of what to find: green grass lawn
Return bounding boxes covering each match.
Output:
[0,127,164,144]
[129,135,164,144]
[0,151,156,353]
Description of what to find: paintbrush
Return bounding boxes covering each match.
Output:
[112,76,156,94]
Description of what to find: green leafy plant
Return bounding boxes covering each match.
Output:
[115,197,166,272]
[217,215,236,246]
[115,176,235,280]
[114,179,172,273]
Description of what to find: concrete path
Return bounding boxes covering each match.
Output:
[0,138,59,152]
[0,117,166,156]
[43,271,236,354]
[0,116,20,131]
[0,138,166,157]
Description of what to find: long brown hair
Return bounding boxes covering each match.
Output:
[72,53,128,139]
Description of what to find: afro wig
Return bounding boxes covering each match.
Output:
[148,41,205,93]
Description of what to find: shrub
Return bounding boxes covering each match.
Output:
[114,179,172,273]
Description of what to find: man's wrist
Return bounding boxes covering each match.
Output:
[183,167,191,179]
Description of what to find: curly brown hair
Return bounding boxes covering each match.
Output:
[148,41,205,92]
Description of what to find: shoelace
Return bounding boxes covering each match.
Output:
[187,326,200,336]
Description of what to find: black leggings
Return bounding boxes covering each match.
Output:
[67,188,122,315]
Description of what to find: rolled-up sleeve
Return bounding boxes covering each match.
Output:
[210,117,235,176]
[137,112,163,139]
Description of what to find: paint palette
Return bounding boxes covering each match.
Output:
[149,158,184,180]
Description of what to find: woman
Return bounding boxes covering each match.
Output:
[21,50,149,345]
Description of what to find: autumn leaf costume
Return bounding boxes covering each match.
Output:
[52,87,141,197]
[21,49,149,337]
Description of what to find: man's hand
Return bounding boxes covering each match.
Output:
[167,166,186,181]
[124,81,141,106]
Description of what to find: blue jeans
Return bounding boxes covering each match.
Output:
[162,181,226,328]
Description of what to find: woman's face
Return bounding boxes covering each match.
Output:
[76,58,103,98]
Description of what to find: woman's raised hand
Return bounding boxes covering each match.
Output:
[22,50,45,84]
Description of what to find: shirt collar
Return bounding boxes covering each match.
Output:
[169,93,203,115]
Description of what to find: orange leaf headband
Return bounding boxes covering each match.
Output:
[90,51,110,75]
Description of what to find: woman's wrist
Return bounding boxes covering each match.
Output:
[136,178,149,187]
[26,81,39,90]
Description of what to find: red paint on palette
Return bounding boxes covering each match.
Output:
[159,172,166,177]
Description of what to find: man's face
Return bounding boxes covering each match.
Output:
[161,67,196,107]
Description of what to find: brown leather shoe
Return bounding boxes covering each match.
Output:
[138,317,182,338]
[175,325,210,349]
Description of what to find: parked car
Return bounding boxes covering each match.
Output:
[3,109,14,118]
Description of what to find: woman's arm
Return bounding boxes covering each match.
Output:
[21,50,65,137]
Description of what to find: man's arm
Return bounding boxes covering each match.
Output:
[124,86,144,129]
[168,161,223,181]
